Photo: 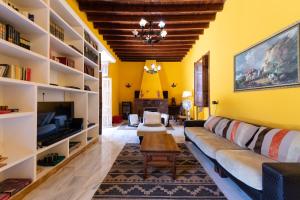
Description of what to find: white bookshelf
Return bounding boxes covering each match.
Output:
[0,0,113,197]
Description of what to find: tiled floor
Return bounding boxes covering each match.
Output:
[24,123,251,200]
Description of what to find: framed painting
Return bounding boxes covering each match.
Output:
[234,24,300,91]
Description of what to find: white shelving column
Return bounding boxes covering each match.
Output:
[0,0,113,197]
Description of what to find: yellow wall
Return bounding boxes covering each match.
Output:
[66,0,120,116]
[118,62,184,107]
[140,61,163,99]
[182,0,300,129]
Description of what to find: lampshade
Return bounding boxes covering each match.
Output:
[182,91,192,98]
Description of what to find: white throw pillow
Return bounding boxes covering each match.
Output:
[143,111,161,125]
[161,113,169,126]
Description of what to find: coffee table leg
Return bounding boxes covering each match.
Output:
[144,154,148,179]
[172,155,176,180]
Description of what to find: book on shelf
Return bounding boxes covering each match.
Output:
[0,64,31,81]
[84,45,98,63]
[50,21,64,41]
[84,31,98,50]
[0,22,6,40]
[84,64,94,76]
[56,57,75,68]
[0,21,30,50]
[1,0,35,22]
[0,179,32,196]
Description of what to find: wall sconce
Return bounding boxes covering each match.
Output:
[125,83,131,88]
[171,83,177,88]
[212,100,219,105]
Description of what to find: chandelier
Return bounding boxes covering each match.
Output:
[144,63,161,74]
[132,18,167,44]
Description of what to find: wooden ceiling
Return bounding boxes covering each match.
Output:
[78,0,226,62]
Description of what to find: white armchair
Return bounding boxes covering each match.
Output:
[128,114,139,127]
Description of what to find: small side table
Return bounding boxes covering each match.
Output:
[177,115,187,125]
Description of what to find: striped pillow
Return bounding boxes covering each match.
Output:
[214,118,231,137]
[225,120,259,148]
[204,116,222,132]
[248,128,300,162]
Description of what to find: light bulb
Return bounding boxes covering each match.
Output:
[157,65,161,71]
[160,30,167,38]
[139,18,148,27]
[158,21,165,29]
[144,66,149,71]
[132,29,138,36]
[151,64,155,69]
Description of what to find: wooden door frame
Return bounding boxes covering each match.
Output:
[194,51,210,118]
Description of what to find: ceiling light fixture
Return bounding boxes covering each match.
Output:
[132,18,167,44]
[144,63,161,74]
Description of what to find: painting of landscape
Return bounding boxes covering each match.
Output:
[234,25,300,91]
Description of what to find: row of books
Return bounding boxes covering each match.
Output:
[50,21,64,41]
[0,22,31,50]
[84,64,95,76]
[1,0,35,22]
[0,64,31,81]
[84,31,98,50]
[84,45,98,63]
[0,178,32,198]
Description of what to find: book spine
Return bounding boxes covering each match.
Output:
[26,68,31,81]
[10,64,15,79]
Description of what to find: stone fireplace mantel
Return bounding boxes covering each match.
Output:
[133,98,168,116]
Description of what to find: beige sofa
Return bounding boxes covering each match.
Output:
[184,116,300,200]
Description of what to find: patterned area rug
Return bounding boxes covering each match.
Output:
[93,143,226,199]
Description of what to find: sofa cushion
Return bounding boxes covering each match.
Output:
[225,120,259,148]
[204,116,222,132]
[214,118,231,137]
[185,127,214,141]
[216,150,276,190]
[248,127,300,162]
[193,135,243,159]
[143,111,161,125]
[137,123,167,133]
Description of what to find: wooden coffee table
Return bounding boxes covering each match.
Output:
[140,133,180,180]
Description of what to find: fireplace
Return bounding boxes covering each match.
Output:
[134,99,168,116]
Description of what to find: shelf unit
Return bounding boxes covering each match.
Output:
[0,0,113,198]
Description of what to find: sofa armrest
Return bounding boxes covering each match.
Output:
[262,162,300,200]
[184,120,206,128]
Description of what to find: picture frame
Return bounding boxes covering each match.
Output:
[234,24,300,91]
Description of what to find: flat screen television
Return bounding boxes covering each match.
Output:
[37,102,83,147]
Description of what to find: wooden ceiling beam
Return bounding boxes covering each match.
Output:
[79,3,223,14]
[120,57,186,60]
[99,29,204,36]
[107,40,194,44]
[104,36,198,41]
[108,43,194,47]
[112,47,191,51]
[114,49,188,53]
[119,57,184,61]
[119,58,183,61]
[87,14,216,22]
[110,44,192,50]
[77,0,225,5]
[94,22,209,30]
[118,55,185,58]
[117,53,186,56]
